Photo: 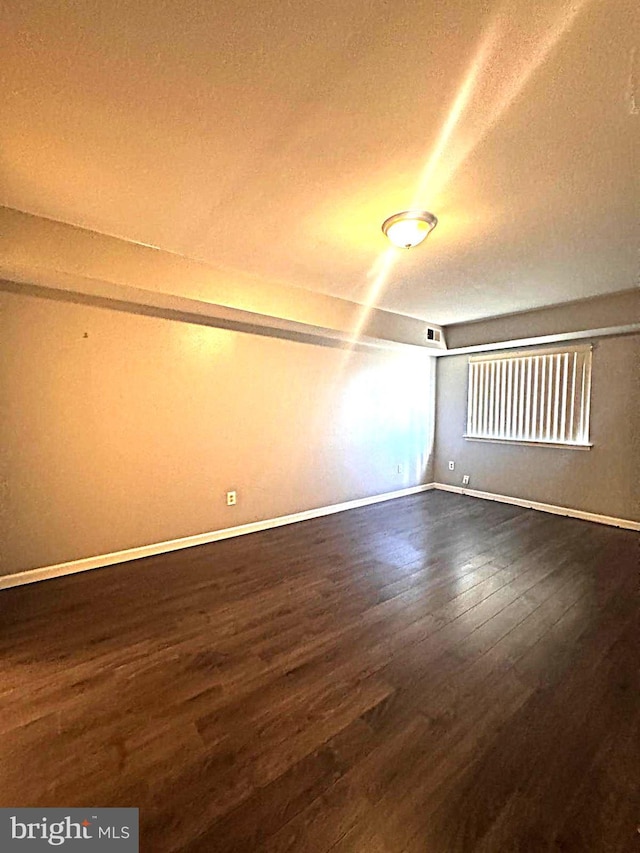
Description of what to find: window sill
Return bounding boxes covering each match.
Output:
[463,436,592,450]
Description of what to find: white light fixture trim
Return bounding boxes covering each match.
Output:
[382,210,438,248]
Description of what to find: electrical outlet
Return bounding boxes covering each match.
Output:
[462,475,470,485]
[226,490,237,506]
[397,464,404,474]
[448,461,455,470]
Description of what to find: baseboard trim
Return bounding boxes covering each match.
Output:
[0,484,435,590]
[433,483,640,531]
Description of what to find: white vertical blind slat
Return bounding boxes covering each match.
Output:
[542,356,548,438]
[569,352,577,442]
[499,361,504,436]
[518,359,525,439]
[560,353,569,442]
[546,354,553,441]
[487,361,496,435]
[553,354,561,441]
[524,358,532,440]
[467,362,474,435]
[480,364,489,435]
[473,362,479,435]
[578,358,586,442]
[506,358,513,439]
[583,354,592,444]
[512,361,517,438]
[532,357,539,441]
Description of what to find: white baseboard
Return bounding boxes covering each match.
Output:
[0,484,435,590]
[433,483,640,531]
[4,481,635,590]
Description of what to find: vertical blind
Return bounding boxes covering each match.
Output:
[466,346,592,446]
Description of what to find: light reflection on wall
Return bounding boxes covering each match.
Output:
[339,351,436,487]
[174,323,236,361]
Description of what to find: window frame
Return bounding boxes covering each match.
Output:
[464,344,593,450]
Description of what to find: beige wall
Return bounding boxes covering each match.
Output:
[434,335,640,521]
[0,207,444,350]
[0,288,435,576]
[445,289,640,349]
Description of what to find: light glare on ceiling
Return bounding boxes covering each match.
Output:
[382,211,438,248]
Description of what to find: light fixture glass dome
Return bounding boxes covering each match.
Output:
[382,210,438,248]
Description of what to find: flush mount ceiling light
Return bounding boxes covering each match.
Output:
[382,210,438,249]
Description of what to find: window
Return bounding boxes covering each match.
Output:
[465,345,592,448]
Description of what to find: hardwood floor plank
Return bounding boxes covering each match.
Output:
[0,492,636,852]
[401,578,639,851]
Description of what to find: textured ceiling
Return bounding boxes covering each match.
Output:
[2,0,638,324]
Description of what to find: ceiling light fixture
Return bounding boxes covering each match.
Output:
[382,210,438,249]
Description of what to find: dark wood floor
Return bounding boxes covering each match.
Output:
[1,491,638,852]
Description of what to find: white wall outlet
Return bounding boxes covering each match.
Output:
[448,461,455,470]
[397,464,404,474]
[226,490,237,506]
[462,475,470,485]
